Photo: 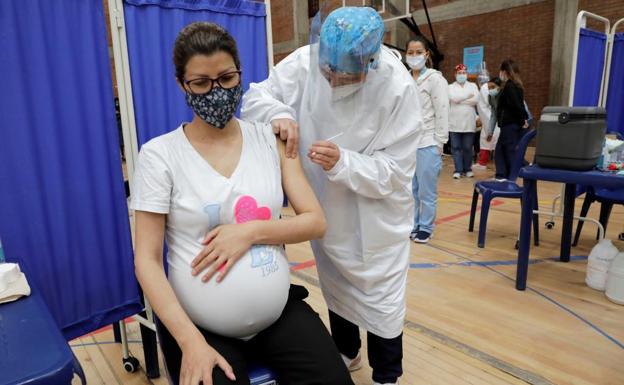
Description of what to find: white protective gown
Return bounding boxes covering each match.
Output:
[476,83,500,151]
[241,46,423,338]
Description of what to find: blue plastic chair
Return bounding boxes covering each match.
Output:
[573,186,624,245]
[469,129,540,248]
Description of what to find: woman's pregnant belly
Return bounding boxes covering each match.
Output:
[168,245,290,340]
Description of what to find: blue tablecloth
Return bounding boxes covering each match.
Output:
[516,165,624,290]
[0,287,80,384]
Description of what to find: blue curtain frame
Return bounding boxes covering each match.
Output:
[573,28,607,107]
[606,32,624,135]
[0,0,142,340]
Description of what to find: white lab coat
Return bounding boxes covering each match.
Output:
[448,81,479,133]
[476,83,500,151]
[241,46,423,338]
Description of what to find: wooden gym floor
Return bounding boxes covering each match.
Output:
[72,153,624,385]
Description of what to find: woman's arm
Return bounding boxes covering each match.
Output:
[191,139,326,281]
[252,139,327,243]
[460,83,479,106]
[134,211,235,384]
[448,84,466,104]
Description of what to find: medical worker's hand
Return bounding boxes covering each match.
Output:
[180,339,235,385]
[308,141,341,171]
[191,224,254,283]
[486,134,493,142]
[272,118,299,158]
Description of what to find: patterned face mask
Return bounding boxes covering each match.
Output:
[185,84,243,129]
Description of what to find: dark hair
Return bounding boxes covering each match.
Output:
[405,36,433,68]
[173,22,240,83]
[500,59,523,89]
[489,77,502,87]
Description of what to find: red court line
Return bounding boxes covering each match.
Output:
[291,259,317,271]
[81,318,137,338]
[290,200,505,272]
[435,200,504,225]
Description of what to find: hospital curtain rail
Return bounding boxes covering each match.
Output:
[0,0,142,340]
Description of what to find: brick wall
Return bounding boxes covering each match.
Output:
[413,1,555,118]
[270,0,295,44]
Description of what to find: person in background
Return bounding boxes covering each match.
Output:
[495,59,528,181]
[474,77,501,169]
[405,36,449,244]
[448,64,479,179]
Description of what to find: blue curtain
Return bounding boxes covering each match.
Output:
[606,33,624,135]
[0,0,142,340]
[573,28,607,107]
[123,0,269,146]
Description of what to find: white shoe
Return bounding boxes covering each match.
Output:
[472,163,487,170]
[341,352,362,372]
[495,178,507,182]
[466,171,474,178]
[453,172,461,179]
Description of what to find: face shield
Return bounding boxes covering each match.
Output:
[303,6,385,141]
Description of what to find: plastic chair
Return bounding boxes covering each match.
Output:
[469,129,540,248]
[573,186,624,245]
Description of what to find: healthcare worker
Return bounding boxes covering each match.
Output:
[448,64,479,179]
[405,36,449,244]
[242,6,423,385]
[474,78,501,169]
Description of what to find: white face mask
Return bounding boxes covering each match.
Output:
[406,54,426,70]
[488,88,499,97]
[456,74,467,84]
[331,82,362,102]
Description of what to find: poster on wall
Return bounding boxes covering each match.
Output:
[463,45,484,74]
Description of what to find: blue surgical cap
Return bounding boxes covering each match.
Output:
[319,7,384,74]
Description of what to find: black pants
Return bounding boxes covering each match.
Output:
[159,285,353,385]
[329,310,403,384]
[494,123,523,179]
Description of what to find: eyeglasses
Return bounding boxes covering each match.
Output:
[184,71,242,95]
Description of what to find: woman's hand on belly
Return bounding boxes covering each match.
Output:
[180,339,236,385]
[191,223,254,283]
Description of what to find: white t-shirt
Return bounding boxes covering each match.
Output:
[130,119,290,340]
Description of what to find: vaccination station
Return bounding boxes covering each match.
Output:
[2,0,624,384]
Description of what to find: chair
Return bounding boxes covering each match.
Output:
[573,186,624,245]
[469,129,540,248]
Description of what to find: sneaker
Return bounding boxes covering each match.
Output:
[412,230,431,243]
[453,172,461,179]
[466,171,474,178]
[472,163,487,170]
[409,228,419,241]
[341,352,362,372]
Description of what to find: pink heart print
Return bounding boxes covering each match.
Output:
[235,195,272,224]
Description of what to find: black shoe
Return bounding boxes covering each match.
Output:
[413,231,431,243]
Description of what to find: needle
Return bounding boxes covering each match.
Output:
[325,132,344,142]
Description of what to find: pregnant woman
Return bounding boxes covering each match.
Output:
[131,22,352,385]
